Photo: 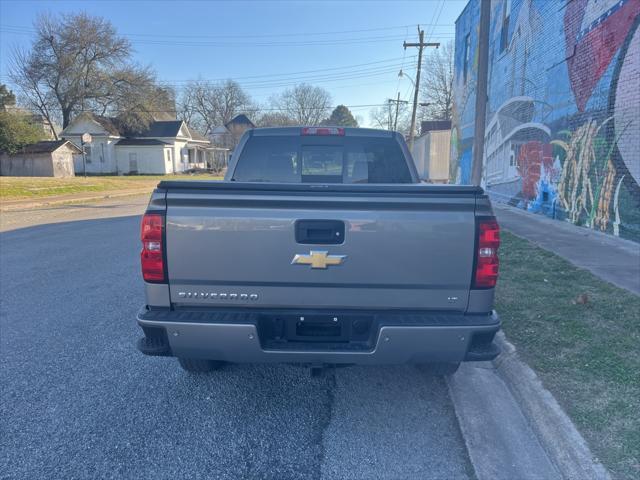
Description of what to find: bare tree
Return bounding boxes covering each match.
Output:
[369,104,394,130]
[369,100,410,133]
[255,111,296,127]
[76,64,176,134]
[419,40,454,121]
[270,84,331,125]
[10,13,132,133]
[213,80,258,126]
[178,79,255,134]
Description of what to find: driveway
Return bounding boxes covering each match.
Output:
[0,212,473,479]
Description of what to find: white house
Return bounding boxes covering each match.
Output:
[61,113,212,175]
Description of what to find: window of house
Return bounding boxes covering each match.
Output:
[500,0,511,53]
[129,152,138,173]
[509,143,520,167]
[463,33,471,83]
[100,143,105,163]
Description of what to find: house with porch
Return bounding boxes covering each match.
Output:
[61,113,212,175]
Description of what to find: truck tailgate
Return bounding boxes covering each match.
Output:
[163,183,479,311]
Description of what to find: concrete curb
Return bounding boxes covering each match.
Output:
[448,361,561,480]
[492,332,611,480]
[0,190,150,212]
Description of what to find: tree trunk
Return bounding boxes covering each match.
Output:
[62,108,72,129]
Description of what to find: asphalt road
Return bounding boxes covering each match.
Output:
[0,195,150,232]
[0,210,473,479]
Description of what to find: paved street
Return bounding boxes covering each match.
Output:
[0,211,473,479]
[0,194,150,232]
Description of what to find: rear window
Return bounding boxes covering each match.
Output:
[231,135,414,183]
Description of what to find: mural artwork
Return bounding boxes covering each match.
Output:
[451,0,640,240]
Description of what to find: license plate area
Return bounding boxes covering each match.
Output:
[290,316,348,342]
[257,313,375,350]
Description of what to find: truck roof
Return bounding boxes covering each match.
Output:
[250,127,397,138]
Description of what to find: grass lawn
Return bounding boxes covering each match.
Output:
[0,174,222,201]
[496,232,640,480]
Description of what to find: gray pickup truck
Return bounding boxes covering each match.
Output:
[137,126,501,374]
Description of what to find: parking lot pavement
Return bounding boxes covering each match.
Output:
[0,214,472,480]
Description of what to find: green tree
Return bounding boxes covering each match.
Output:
[0,84,16,111]
[322,105,359,127]
[0,111,45,154]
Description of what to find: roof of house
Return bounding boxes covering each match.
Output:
[10,140,82,155]
[225,114,255,129]
[68,113,210,143]
[115,139,170,146]
[188,128,209,142]
[211,125,230,134]
[92,115,124,136]
[136,120,184,138]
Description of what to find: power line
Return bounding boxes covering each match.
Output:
[159,62,419,89]
[0,22,454,39]
[0,25,454,48]
[425,0,447,43]
[155,57,418,84]
[124,34,455,47]
[18,103,403,114]
[1,60,418,91]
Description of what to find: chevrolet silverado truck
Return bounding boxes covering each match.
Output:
[136,126,501,374]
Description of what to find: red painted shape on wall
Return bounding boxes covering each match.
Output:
[564,0,640,112]
[517,142,553,200]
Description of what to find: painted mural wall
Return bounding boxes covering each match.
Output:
[451,0,640,241]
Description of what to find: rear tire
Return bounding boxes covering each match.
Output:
[177,357,225,373]
[417,362,460,376]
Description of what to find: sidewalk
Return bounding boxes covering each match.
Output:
[494,203,640,295]
[0,188,151,212]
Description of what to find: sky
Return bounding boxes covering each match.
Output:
[0,0,467,126]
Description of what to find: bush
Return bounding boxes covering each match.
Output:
[0,111,45,154]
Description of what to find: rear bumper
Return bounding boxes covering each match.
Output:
[137,307,500,365]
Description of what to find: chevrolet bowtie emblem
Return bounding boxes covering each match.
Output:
[291,251,347,269]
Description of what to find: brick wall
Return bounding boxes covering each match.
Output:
[451,0,640,241]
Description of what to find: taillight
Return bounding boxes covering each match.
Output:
[141,213,165,283]
[473,217,500,288]
[301,127,345,136]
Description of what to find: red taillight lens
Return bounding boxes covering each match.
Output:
[473,217,500,288]
[141,213,165,283]
[301,127,345,136]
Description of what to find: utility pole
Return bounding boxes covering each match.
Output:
[471,0,491,186]
[388,92,408,131]
[404,26,439,150]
